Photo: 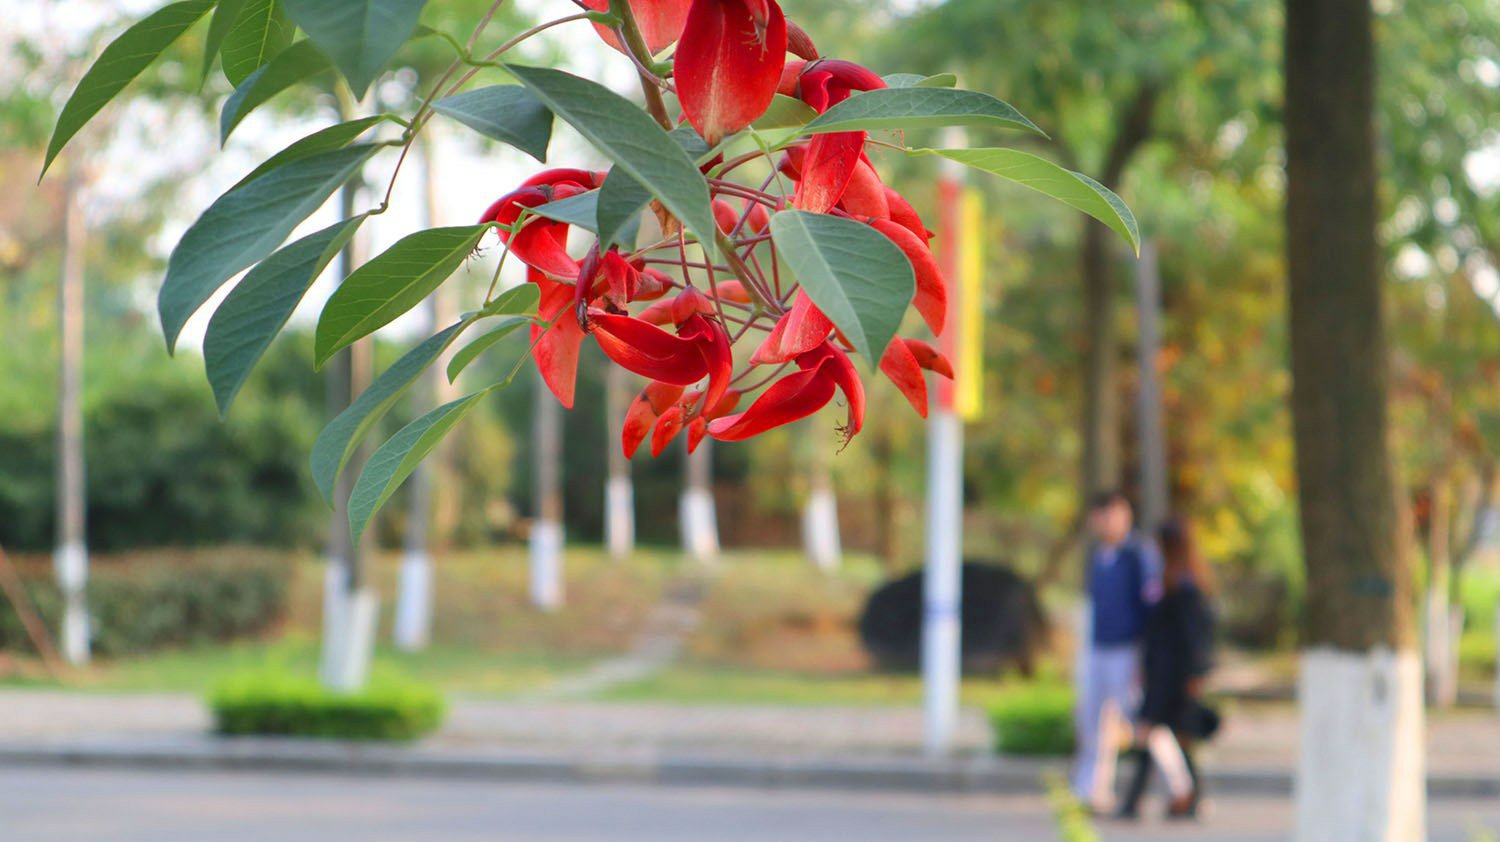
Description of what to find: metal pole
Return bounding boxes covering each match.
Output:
[54,170,89,666]
[604,365,635,561]
[530,369,564,610]
[923,128,968,755]
[1134,240,1169,532]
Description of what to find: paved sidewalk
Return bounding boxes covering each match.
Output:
[0,690,1496,796]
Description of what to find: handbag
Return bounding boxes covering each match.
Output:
[1182,700,1222,740]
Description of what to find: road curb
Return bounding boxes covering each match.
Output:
[0,738,1492,799]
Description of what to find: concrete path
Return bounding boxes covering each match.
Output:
[525,575,711,701]
[3,766,1498,841]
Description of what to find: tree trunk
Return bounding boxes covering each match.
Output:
[1285,2,1424,838]
[320,182,378,692]
[802,421,841,572]
[530,369,564,610]
[1134,239,1169,533]
[681,439,719,563]
[53,171,90,666]
[604,364,635,561]
[394,133,445,652]
[1078,86,1158,507]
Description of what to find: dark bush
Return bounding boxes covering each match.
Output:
[858,560,1048,674]
[210,672,446,741]
[0,549,291,657]
[989,683,1075,755]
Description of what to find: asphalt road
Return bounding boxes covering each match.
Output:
[1,767,1496,841]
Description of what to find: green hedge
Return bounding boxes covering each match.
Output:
[0,549,290,658]
[210,672,446,741]
[989,683,1075,756]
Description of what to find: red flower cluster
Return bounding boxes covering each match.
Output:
[481,0,952,458]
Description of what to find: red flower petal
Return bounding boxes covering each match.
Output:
[622,381,686,457]
[585,0,691,54]
[780,292,834,357]
[903,338,954,378]
[707,366,835,441]
[591,313,711,385]
[837,159,890,219]
[884,187,933,241]
[530,270,586,408]
[793,131,864,213]
[805,342,865,438]
[651,405,688,456]
[675,0,788,145]
[880,338,929,418]
[870,218,947,335]
[678,312,734,412]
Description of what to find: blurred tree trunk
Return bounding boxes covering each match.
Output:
[871,423,900,572]
[53,169,89,666]
[604,364,635,561]
[395,133,447,652]
[802,421,841,572]
[1079,85,1157,505]
[1285,2,1425,838]
[530,370,564,610]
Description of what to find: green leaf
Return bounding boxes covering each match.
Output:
[314,224,488,367]
[220,39,334,143]
[311,321,469,501]
[202,0,249,81]
[43,0,217,177]
[230,116,393,191]
[159,143,378,351]
[505,64,717,254]
[530,190,600,230]
[348,389,492,541]
[282,0,428,99]
[768,210,914,368]
[917,147,1139,253]
[753,94,819,128]
[479,283,540,317]
[596,126,712,248]
[430,85,553,163]
[446,319,527,382]
[204,215,368,414]
[917,73,960,88]
[220,0,296,86]
[803,87,1044,137]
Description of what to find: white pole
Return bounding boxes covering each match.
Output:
[923,410,964,755]
[54,170,90,666]
[923,127,968,755]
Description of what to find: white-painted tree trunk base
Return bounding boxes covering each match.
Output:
[1424,585,1458,707]
[922,410,963,756]
[1294,647,1425,842]
[802,488,842,572]
[53,540,90,665]
[680,488,719,564]
[319,573,378,693]
[1494,607,1500,710]
[529,519,564,611]
[392,550,433,652]
[605,477,635,562]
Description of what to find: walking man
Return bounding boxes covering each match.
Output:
[1072,490,1162,811]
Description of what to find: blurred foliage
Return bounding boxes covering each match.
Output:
[989,681,1077,755]
[210,668,445,739]
[0,548,289,657]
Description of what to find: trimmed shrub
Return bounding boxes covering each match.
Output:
[210,672,446,741]
[0,549,290,657]
[989,683,1075,756]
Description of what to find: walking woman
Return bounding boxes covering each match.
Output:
[1116,516,1217,820]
